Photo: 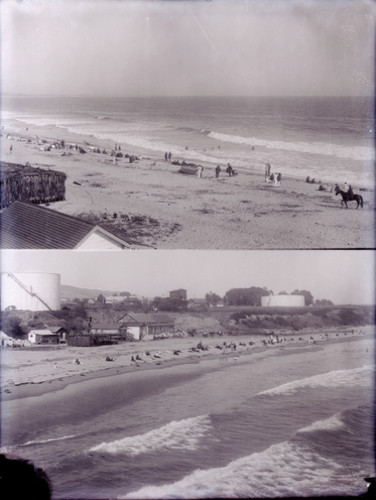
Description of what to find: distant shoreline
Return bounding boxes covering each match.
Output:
[1,116,374,249]
[2,115,374,189]
[1,327,373,403]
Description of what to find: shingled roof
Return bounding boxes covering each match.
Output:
[0,201,134,249]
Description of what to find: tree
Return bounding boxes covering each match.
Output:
[97,294,106,305]
[153,297,187,311]
[315,299,334,306]
[278,291,288,295]
[224,287,270,306]
[61,307,88,333]
[291,289,314,306]
[1,315,28,339]
[205,292,222,306]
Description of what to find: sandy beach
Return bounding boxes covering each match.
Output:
[1,119,374,249]
[1,325,372,402]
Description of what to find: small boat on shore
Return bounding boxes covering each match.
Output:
[179,165,199,175]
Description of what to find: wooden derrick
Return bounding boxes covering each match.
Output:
[0,161,67,208]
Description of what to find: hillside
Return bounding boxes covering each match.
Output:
[1,304,374,339]
[60,284,119,300]
[169,305,374,334]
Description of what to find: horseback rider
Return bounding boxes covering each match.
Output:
[335,184,363,209]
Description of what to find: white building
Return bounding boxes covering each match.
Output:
[0,201,148,250]
[261,295,305,307]
[28,329,64,345]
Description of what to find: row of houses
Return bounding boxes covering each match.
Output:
[1,327,68,347]
[2,312,177,347]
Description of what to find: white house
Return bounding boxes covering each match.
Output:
[28,328,64,345]
[0,201,149,250]
[118,313,175,340]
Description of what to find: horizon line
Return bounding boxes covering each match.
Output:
[2,93,373,99]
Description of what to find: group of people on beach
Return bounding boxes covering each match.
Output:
[66,327,369,371]
[215,163,237,178]
[265,163,282,186]
[164,151,172,162]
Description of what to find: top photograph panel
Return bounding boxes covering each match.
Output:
[1,0,374,250]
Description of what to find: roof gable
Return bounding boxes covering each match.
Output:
[29,329,54,335]
[76,226,132,250]
[0,202,132,249]
[119,312,174,324]
[48,326,68,334]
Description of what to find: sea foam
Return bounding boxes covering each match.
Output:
[0,433,78,454]
[89,415,212,457]
[208,131,375,162]
[259,365,374,397]
[297,414,344,434]
[19,433,78,447]
[123,437,344,499]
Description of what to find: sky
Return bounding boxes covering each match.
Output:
[1,250,374,304]
[1,0,374,97]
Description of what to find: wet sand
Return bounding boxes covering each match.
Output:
[1,326,372,403]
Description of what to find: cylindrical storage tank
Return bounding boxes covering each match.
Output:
[1,272,60,311]
[261,295,305,307]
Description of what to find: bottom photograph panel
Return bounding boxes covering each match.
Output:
[0,250,375,500]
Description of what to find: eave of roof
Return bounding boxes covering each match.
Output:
[119,312,173,324]
[90,323,124,330]
[75,226,132,249]
[0,201,138,249]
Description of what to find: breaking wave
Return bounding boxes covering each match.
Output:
[259,365,374,397]
[123,439,343,499]
[298,414,344,433]
[89,415,212,457]
[208,130,374,161]
[123,405,372,499]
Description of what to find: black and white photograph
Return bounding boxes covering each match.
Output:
[0,0,375,499]
[0,249,375,498]
[0,0,374,249]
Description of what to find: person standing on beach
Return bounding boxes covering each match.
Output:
[265,163,271,181]
[168,151,172,162]
[164,152,168,161]
[226,163,233,177]
[9,144,13,154]
[215,165,221,178]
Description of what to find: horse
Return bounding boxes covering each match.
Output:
[334,185,363,209]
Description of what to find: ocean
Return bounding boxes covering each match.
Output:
[2,95,374,187]
[1,336,374,499]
